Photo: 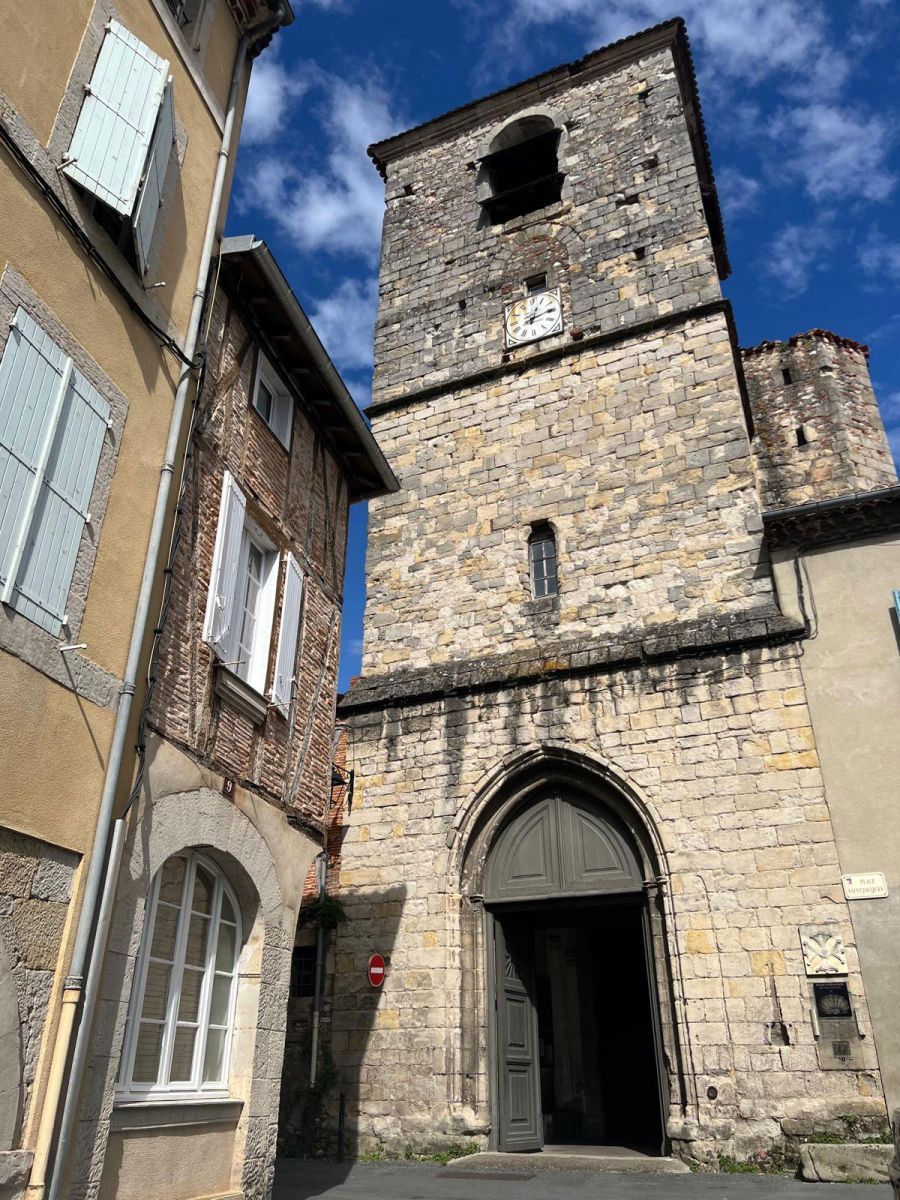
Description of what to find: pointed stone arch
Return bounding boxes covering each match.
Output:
[450,746,687,1144]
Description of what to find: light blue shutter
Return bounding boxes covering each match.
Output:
[272,553,303,716]
[0,311,69,591]
[203,470,246,661]
[64,21,168,215]
[0,309,110,634]
[12,372,110,633]
[132,79,175,276]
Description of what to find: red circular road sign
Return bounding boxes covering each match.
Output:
[367,954,386,988]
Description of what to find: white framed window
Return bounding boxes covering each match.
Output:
[202,472,302,706]
[0,308,110,634]
[232,518,278,693]
[252,352,293,449]
[118,852,242,1101]
[63,20,177,277]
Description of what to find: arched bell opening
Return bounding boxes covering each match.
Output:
[455,754,683,1159]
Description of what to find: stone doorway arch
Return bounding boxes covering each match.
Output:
[453,751,684,1155]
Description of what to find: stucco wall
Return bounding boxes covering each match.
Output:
[772,535,900,1113]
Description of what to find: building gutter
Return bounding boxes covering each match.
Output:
[28,7,291,1198]
[220,234,399,496]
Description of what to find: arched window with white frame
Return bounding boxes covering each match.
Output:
[118,851,242,1100]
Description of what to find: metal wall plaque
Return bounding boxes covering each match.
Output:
[841,872,888,900]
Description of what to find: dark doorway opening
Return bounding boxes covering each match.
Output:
[497,898,665,1155]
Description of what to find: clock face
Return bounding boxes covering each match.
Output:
[505,289,563,347]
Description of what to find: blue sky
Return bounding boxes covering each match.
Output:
[228,0,900,691]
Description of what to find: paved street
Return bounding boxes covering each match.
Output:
[273,1159,892,1200]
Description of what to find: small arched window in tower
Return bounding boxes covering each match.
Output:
[528,523,558,599]
[481,116,563,225]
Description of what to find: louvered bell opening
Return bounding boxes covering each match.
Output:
[482,130,563,225]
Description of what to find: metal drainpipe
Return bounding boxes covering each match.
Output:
[30,7,289,1198]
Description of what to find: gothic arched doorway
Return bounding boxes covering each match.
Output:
[483,790,668,1155]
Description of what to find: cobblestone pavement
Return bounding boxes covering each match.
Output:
[273,1159,891,1200]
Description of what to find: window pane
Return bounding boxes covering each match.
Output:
[203,1027,227,1084]
[184,912,211,967]
[220,891,236,925]
[178,966,204,1023]
[132,1022,164,1083]
[215,920,236,972]
[256,380,273,422]
[170,1026,197,1082]
[140,961,172,1020]
[158,856,186,904]
[191,864,215,915]
[150,903,179,960]
[209,973,232,1026]
[237,543,265,682]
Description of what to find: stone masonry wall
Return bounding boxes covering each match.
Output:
[149,288,348,832]
[373,44,722,403]
[0,827,76,1145]
[742,333,897,510]
[335,644,886,1158]
[363,309,771,673]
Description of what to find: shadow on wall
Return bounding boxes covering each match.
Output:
[277,884,408,1190]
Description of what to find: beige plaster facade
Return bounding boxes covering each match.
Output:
[772,533,900,1113]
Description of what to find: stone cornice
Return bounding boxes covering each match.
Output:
[339,609,805,715]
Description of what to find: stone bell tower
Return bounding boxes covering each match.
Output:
[335,18,886,1164]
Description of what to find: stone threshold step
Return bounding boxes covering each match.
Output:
[445,1150,690,1175]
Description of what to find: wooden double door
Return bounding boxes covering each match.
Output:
[486,793,668,1153]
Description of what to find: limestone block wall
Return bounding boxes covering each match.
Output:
[149,288,348,831]
[336,643,886,1157]
[373,44,722,403]
[742,333,897,510]
[0,828,76,1146]
[363,309,771,673]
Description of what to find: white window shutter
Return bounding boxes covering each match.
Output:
[272,552,303,716]
[273,392,293,449]
[0,310,70,593]
[64,21,168,215]
[203,470,246,662]
[132,79,175,276]
[0,309,109,634]
[11,371,110,633]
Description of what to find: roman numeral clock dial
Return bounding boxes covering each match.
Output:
[504,288,563,347]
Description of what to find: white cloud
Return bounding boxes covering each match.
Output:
[243,55,309,146]
[772,104,896,203]
[859,230,900,283]
[504,0,845,91]
[715,166,761,219]
[762,219,833,297]
[245,73,403,262]
[308,275,380,376]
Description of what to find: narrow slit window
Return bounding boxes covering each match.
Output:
[529,525,558,599]
[796,426,809,447]
[782,367,793,385]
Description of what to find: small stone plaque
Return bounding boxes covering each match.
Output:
[842,872,888,900]
[799,925,847,976]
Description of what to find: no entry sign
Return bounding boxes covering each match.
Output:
[367,954,386,988]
